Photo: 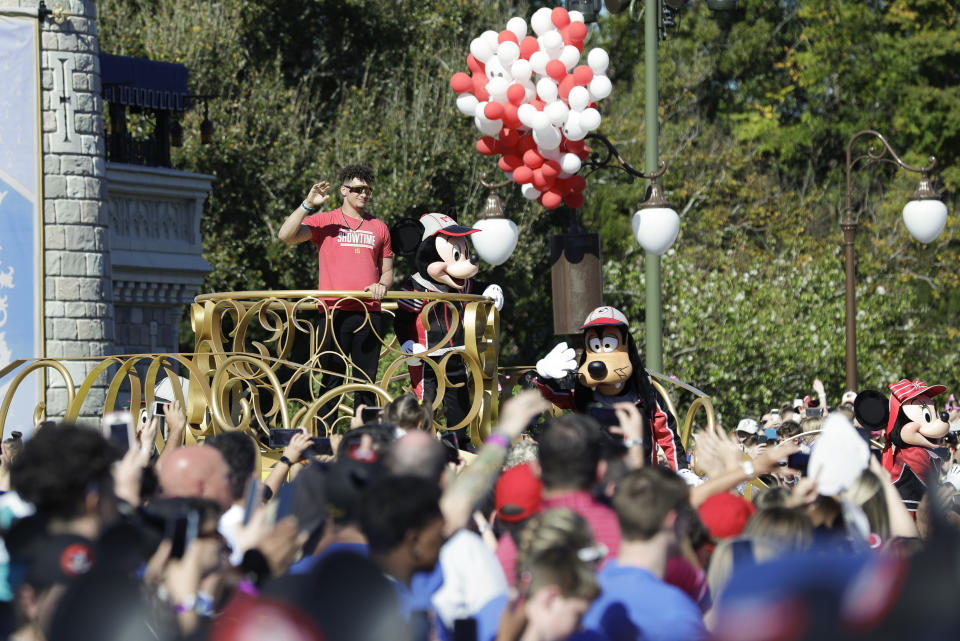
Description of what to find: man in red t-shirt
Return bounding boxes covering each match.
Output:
[279,164,393,426]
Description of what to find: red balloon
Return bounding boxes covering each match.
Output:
[484,101,504,120]
[573,65,593,86]
[519,36,540,60]
[531,168,549,191]
[569,175,587,192]
[518,134,537,152]
[569,21,588,42]
[551,7,571,28]
[500,128,520,149]
[523,149,544,169]
[466,54,485,75]
[507,83,526,106]
[512,165,534,184]
[450,72,473,94]
[502,102,521,129]
[563,140,585,155]
[559,24,572,46]
[472,75,489,101]
[546,59,567,82]
[564,191,585,208]
[499,155,522,172]
[554,177,573,194]
[476,137,500,156]
[541,190,564,209]
[498,29,518,44]
[541,159,561,178]
[558,75,577,100]
[530,99,546,111]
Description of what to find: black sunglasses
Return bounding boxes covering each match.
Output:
[344,184,372,195]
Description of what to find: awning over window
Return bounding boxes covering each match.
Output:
[100,53,191,111]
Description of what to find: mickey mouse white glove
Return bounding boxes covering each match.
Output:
[401,339,426,366]
[536,342,577,380]
[945,464,960,491]
[482,284,504,311]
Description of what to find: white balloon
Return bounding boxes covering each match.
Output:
[481,30,500,54]
[475,113,503,136]
[506,16,528,40]
[511,59,533,81]
[560,153,582,176]
[497,40,520,67]
[486,77,510,103]
[541,31,564,56]
[560,45,581,70]
[470,37,494,63]
[536,77,559,103]
[529,51,549,76]
[530,7,554,36]
[517,104,537,128]
[588,75,612,101]
[587,48,610,74]
[569,10,585,23]
[521,80,537,104]
[563,112,587,141]
[533,125,562,150]
[545,99,569,126]
[485,57,510,82]
[521,183,542,200]
[568,86,590,111]
[531,111,550,131]
[539,146,562,161]
[579,107,601,131]
[456,93,479,116]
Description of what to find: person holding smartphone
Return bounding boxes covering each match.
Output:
[278,164,394,427]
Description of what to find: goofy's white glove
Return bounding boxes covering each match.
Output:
[536,342,577,380]
[401,339,426,366]
[945,464,960,491]
[482,284,504,311]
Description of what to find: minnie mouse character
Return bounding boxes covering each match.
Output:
[534,306,686,470]
[392,213,503,446]
[881,379,951,513]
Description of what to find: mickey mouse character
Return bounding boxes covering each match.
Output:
[881,379,951,512]
[392,213,503,446]
[534,306,686,470]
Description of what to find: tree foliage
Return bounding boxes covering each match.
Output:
[98,0,959,424]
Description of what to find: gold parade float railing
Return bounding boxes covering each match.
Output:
[1,290,717,475]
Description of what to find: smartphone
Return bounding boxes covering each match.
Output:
[440,431,461,464]
[786,452,810,474]
[805,407,823,418]
[757,434,769,445]
[274,482,298,522]
[268,428,301,449]
[167,509,199,559]
[453,617,478,641]
[103,411,135,451]
[764,428,778,441]
[242,478,263,526]
[587,403,619,428]
[360,407,383,424]
[152,401,167,438]
[304,437,333,458]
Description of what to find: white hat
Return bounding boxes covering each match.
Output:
[419,212,477,241]
[736,418,758,435]
[580,306,629,330]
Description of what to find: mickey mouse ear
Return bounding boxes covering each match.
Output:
[854,389,889,431]
[390,218,424,257]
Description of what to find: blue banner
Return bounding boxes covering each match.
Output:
[0,11,42,434]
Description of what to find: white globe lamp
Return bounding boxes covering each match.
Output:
[902,174,947,243]
[631,179,679,256]
[472,175,519,266]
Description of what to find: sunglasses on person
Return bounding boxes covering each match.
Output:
[344,184,372,195]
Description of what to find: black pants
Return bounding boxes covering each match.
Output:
[317,310,383,427]
[422,359,473,449]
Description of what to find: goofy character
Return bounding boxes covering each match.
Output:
[392,213,503,447]
[534,306,686,470]
[882,378,951,513]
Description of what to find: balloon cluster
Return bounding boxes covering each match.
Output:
[449,7,612,210]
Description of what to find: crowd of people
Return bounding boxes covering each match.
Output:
[0,379,958,641]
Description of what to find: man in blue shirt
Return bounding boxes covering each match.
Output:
[582,467,708,641]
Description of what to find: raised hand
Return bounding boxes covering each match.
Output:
[535,342,577,379]
[304,181,331,209]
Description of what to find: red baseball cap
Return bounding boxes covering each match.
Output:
[580,306,629,330]
[698,492,756,540]
[495,463,542,524]
[419,212,478,241]
[886,379,947,438]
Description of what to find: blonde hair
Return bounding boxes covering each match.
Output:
[516,508,596,580]
[844,469,890,540]
[742,506,813,551]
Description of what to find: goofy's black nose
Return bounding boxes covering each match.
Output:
[587,361,607,380]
